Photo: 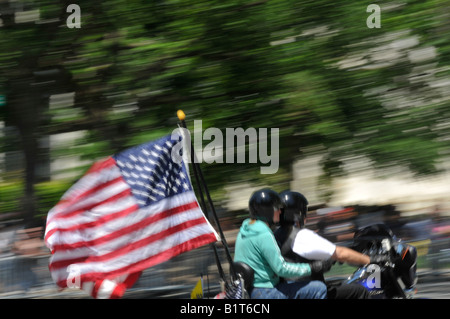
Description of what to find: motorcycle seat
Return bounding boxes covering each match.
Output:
[232,261,254,293]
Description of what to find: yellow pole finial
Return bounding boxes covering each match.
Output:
[177,109,186,121]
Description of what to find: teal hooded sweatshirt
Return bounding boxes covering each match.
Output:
[234,218,311,288]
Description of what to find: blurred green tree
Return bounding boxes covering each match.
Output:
[0,0,449,223]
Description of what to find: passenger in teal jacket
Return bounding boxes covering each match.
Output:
[234,188,328,299]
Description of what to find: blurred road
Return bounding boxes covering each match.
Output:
[1,269,448,299]
[415,272,450,299]
[1,224,449,299]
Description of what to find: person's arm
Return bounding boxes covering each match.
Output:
[260,232,312,278]
[332,246,370,266]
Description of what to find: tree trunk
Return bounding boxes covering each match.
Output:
[7,74,39,226]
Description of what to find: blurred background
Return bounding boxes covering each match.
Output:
[0,0,449,298]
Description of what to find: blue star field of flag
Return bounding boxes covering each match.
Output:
[113,134,192,208]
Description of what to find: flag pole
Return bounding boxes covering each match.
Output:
[177,119,227,283]
[177,110,236,280]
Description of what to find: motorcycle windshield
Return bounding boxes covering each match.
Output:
[353,223,395,240]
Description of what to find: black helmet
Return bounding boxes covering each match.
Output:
[249,188,283,225]
[279,190,308,226]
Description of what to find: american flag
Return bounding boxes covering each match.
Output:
[44,133,219,298]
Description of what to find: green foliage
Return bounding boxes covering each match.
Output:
[0,180,71,217]
[0,0,449,220]
[0,182,22,214]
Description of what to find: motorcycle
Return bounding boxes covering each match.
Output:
[230,223,418,299]
[339,223,418,299]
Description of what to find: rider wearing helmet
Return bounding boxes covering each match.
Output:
[274,190,373,299]
[233,188,328,299]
